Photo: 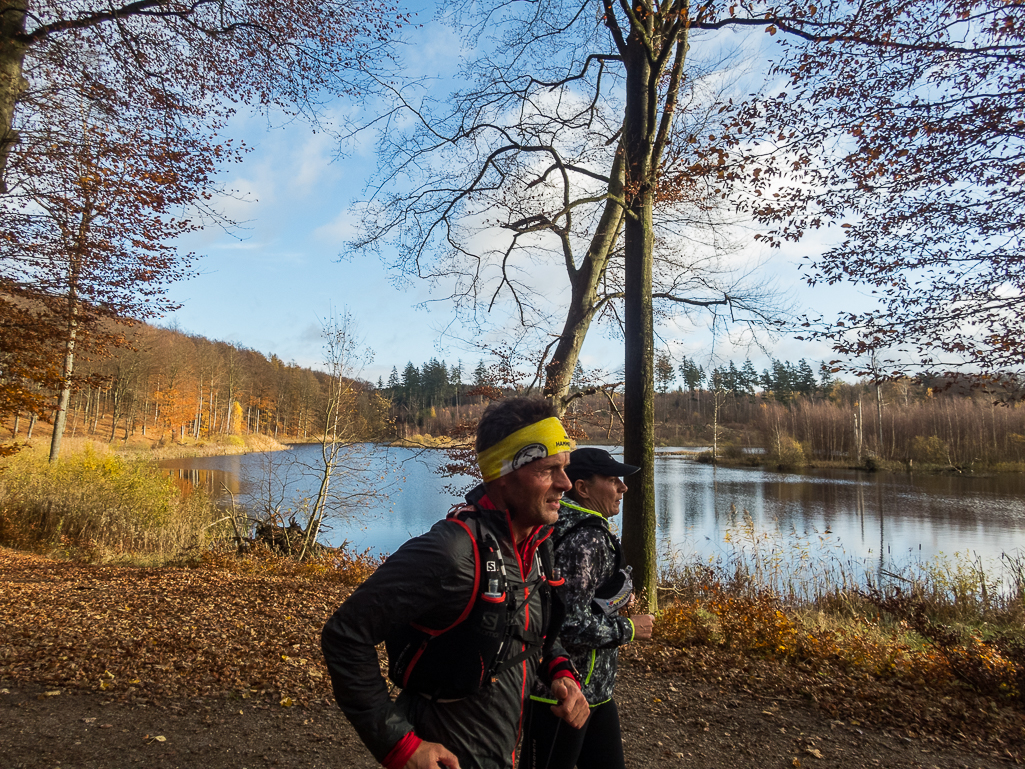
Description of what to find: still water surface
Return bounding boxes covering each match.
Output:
[161,445,1025,580]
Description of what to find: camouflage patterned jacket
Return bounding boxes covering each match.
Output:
[530,500,636,707]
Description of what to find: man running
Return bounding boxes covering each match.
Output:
[322,397,589,769]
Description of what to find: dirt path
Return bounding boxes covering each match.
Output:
[0,669,1012,769]
[1,548,1020,768]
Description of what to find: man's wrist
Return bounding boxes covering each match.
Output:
[382,731,422,769]
[552,669,580,687]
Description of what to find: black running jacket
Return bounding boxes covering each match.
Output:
[321,488,576,769]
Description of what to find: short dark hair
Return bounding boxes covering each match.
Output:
[475,397,558,453]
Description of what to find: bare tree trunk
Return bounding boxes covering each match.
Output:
[545,147,626,406]
[124,404,136,442]
[0,0,28,191]
[49,337,75,461]
[91,388,102,434]
[69,388,81,438]
[620,22,658,611]
[854,400,863,465]
[194,376,203,439]
[874,380,884,456]
[49,258,81,462]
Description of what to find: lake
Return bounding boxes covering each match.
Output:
[161,444,1025,589]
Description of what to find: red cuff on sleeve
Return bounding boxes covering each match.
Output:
[383,731,422,769]
[547,656,581,688]
[553,669,578,684]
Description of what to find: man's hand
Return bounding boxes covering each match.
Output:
[550,677,589,729]
[630,613,655,640]
[405,740,460,769]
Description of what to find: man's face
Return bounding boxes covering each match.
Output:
[498,452,572,529]
[575,474,628,518]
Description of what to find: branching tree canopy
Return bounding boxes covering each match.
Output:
[0,0,401,187]
[716,0,1025,380]
[348,0,793,606]
[352,0,1019,607]
[354,10,780,408]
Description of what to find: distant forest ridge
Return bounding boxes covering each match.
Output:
[6,321,1025,470]
[380,355,1025,470]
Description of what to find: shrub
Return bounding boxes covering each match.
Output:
[653,526,1025,704]
[0,443,216,560]
[768,435,806,471]
[720,442,745,461]
[910,435,949,465]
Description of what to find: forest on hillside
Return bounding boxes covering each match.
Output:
[7,321,1025,472]
[4,322,390,447]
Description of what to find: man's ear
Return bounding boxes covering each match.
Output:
[572,478,588,500]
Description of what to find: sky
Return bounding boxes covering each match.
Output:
[164,7,861,386]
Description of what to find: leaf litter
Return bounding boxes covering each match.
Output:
[2,547,1022,768]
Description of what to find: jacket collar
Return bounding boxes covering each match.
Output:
[466,483,552,577]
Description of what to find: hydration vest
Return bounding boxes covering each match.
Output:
[553,506,634,617]
[385,506,566,701]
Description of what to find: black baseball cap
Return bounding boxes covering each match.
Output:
[565,447,640,484]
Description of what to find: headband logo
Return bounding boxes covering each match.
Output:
[512,443,548,471]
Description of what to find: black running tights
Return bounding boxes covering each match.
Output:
[519,698,625,769]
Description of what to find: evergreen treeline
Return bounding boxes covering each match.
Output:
[377,359,492,429]
[675,355,829,402]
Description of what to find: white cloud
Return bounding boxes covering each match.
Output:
[313,208,361,245]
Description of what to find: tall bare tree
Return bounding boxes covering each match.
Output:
[351,1,790,607]
[352,0,1020,607]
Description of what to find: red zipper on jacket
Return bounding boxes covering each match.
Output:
[476,493,555,766]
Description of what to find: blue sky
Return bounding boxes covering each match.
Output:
[165,8,859,386]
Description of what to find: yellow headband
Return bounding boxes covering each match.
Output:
[477,417,574,482]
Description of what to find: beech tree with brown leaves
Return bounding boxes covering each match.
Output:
[718,0,1025,382]
[0,0,401,189]
[1,101,227,460]
[0,0,402,459]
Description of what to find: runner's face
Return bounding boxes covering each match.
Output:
[500,452,572,529]
[574,474,628,518]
